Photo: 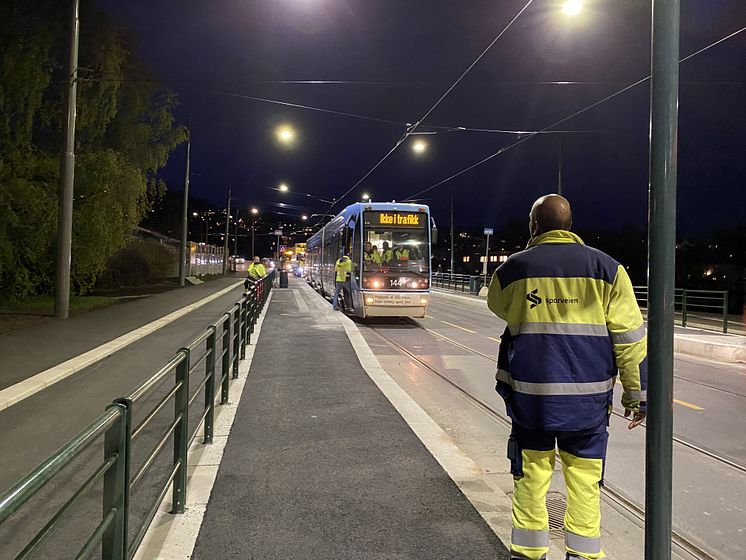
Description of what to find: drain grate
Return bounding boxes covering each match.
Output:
[507,491,567,539]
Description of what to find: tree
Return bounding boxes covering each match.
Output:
[0,0,185,297]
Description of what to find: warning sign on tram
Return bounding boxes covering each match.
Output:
[364,211,425,228]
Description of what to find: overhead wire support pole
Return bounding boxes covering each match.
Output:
[450,185,455,274]
[222,188,231,276]
[54,0,80,320]
[178,130,191,287]
[645,1,680,559]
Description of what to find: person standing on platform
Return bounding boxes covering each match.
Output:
[245,256,266,294]
[333,253,352,311]
[487,194,647,560]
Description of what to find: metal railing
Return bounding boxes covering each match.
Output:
[0,271,275,560]
[633,286,729,333]
[431,274,730,334]
[431,272,488,293]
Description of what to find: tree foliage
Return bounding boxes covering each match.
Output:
[0,0,185,297]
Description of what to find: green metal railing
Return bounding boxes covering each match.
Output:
[0,271,274,560]
[431,272,487,293]
[633,286,729,333]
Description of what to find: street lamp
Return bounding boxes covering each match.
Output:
[275,124,296,145]
[302,214,308,221]
[279,182,289,192]
[412,139,428,155]
[251,207,259,257]
[562,0,583,16]
[362,193,371,202]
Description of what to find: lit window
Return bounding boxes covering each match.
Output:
[480,256,485,263]
[499,255,508,263]
[462,256,470,263]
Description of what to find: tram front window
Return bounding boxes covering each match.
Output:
[361,211,430,290]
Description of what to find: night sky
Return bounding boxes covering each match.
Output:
[96,0,746,238]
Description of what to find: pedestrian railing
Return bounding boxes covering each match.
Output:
[633,286,729,333]
[0,271,275,560]
[431,272,488,293]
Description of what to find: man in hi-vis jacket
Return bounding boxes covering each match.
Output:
[487,194,647,560]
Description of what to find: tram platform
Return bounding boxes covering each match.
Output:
[135,278,510,559]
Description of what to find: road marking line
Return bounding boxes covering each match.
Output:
[425,314,435,319]
[292,289,310,312]
[0,281,245,412]
[673,399,705,411]
[486,336,502,343]
[336,313,520,551]
[440,320,477,334]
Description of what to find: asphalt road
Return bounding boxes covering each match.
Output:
[354,292,746,559]
[0,279,247,558]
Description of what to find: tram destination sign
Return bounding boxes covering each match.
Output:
[364,211,425,228]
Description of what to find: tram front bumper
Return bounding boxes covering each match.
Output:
[362,292,429,318]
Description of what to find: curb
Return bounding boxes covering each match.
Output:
[432,288,746,364]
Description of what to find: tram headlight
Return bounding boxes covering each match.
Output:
[420,297,428,305]
[366,297,374,304]
[372,280,381,288]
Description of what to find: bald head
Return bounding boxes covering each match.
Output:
[529,194,572,238]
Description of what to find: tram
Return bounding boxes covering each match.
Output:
[306,202,435,318]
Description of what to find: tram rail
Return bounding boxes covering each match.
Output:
[366,322,732,560]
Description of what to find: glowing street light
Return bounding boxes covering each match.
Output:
[362,193,371,201]
[562,0,583,16]
[302,214,308,221]
[251,207,259,215]
[279,183,289,192]
[275,124,296,145]
[412,139,428,155]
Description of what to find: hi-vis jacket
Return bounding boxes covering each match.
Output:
[335,256,352,282]
[487,230,647,432]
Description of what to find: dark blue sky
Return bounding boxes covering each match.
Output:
[96,0,745,237]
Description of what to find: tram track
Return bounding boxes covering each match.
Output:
[366,323,724,560]
[415,321,746,475]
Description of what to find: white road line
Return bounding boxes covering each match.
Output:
[293,289,310,312]
[335,311,527,554]
[132,292,273,560]
[0,281,245,412]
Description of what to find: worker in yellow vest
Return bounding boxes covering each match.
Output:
[333,254,353,311]
[394,246,410,262]
[380,241,393,264]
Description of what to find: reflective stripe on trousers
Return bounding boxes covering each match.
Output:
[510,432,606,560]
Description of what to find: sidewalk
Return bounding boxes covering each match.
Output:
[0,277,244,401]
[433,288,746,364]
[168,282,511,559]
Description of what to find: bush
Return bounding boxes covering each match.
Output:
[100,239,176,287]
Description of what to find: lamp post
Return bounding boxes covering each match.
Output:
[178,131,191,287]
[54,0,80,319]
[251,207,258,257]
[222,188,231,276]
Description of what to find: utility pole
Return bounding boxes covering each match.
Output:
[178,131,191,287]
[645,1,679,559]
[482,227,493,287]
[251,217,256,257]
[234,209,239,256]
[54,0,80,320]
[557,136,563,196]
[450,185,455,274]
[222,189,231,275]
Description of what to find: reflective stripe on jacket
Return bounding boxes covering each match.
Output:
[335,257,352,282]
[487,230,647,432]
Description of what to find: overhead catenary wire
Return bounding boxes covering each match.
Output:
[403,23,746,202]
[325,0,536,211]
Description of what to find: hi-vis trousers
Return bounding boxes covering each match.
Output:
[508,421,608,560]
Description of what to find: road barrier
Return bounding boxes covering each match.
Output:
[633,286,729,334]
[0,271,275,560]
[433,273,730,334]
